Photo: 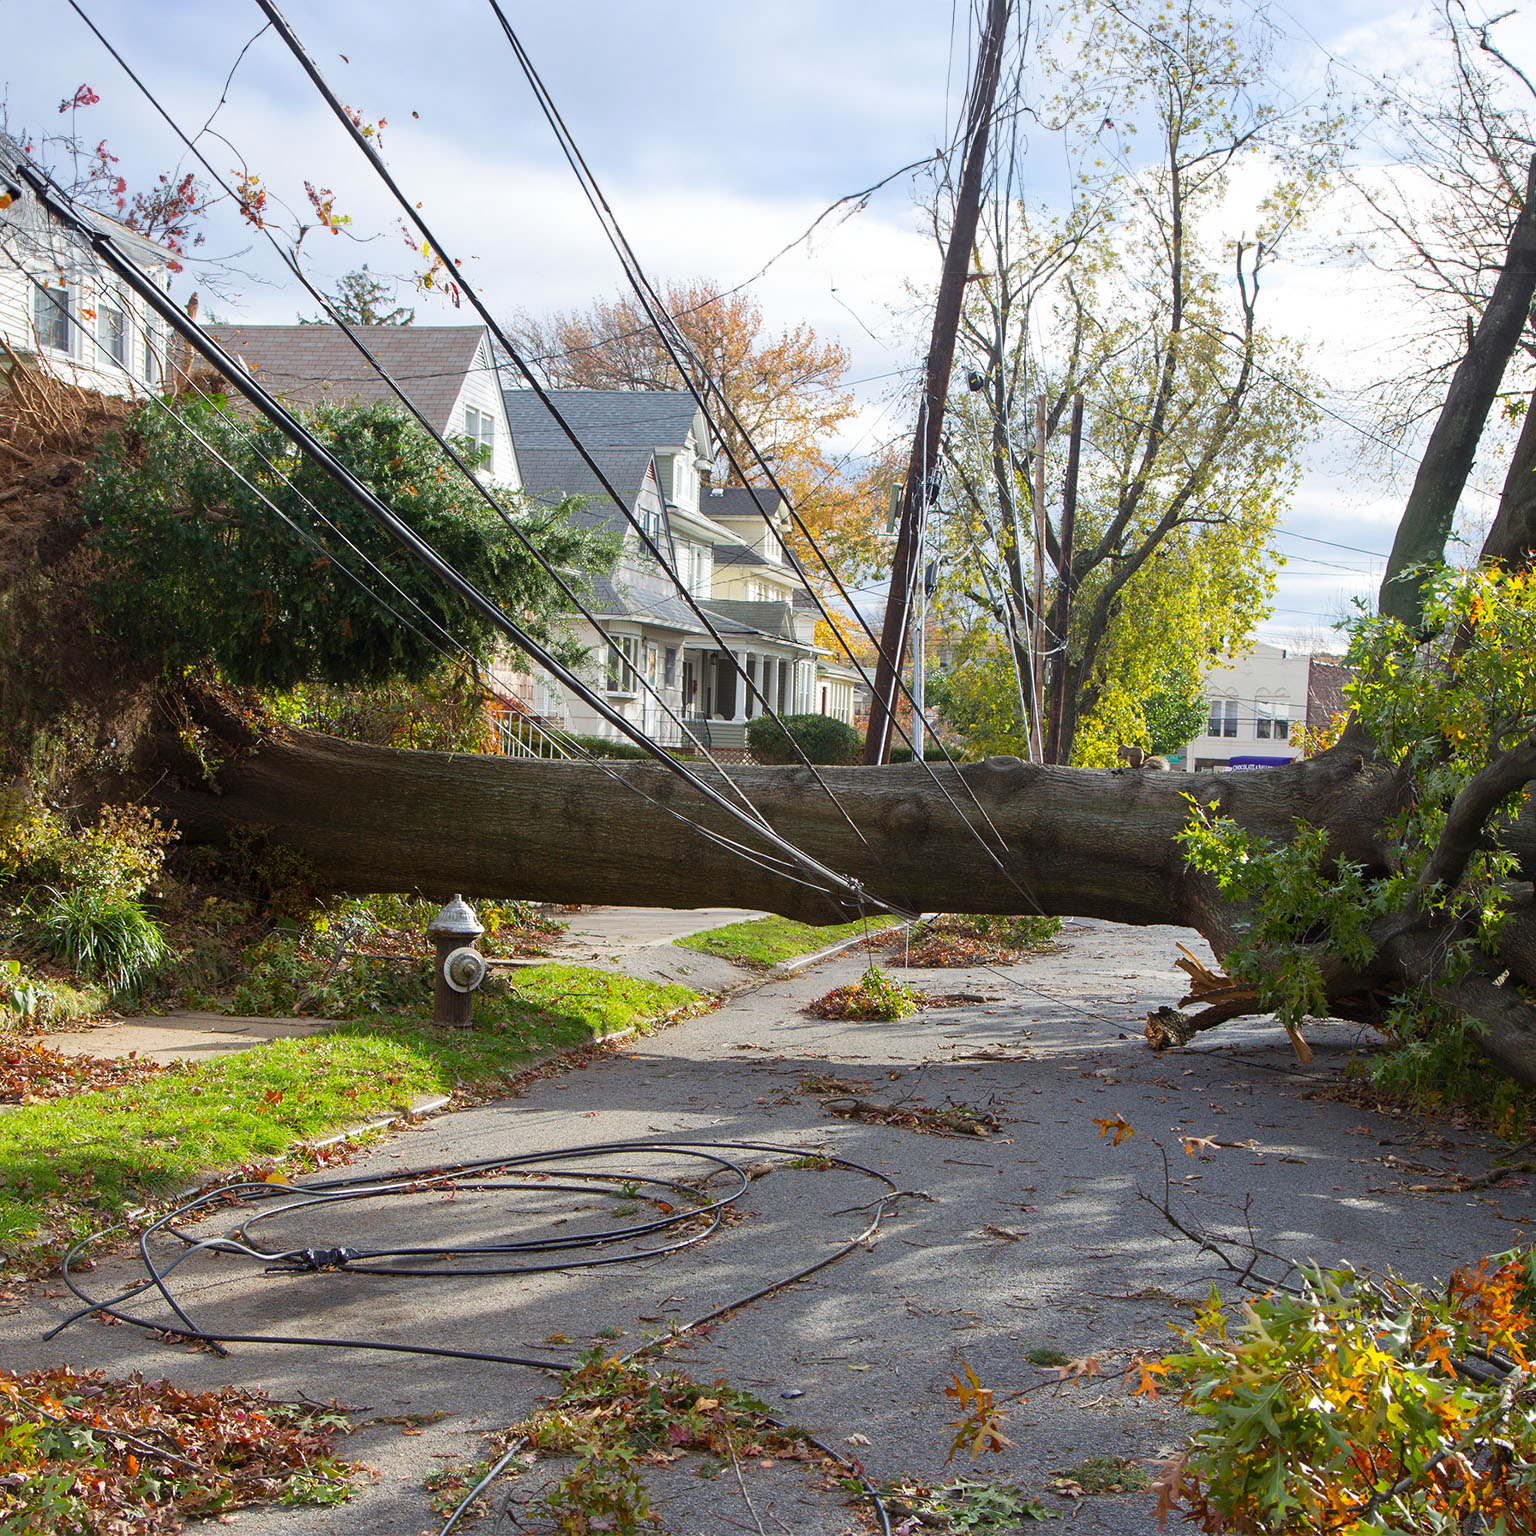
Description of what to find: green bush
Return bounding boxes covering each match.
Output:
[888,744,963,763]
[33,887,169,992]
[2,802,174,904]
[746,713,863,765]
[84,397,613,690]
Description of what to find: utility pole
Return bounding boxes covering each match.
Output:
[863,0,1012,764]
[1045,392,1083,765]
[911,555,927,762]
[1031,393,1047,761]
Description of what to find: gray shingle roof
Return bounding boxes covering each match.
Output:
[701,485,781,520]
[585,576,717,634]
[515,446,655,533]
[713,543,770,567]
[205,323,489,433]
[502,387,701,451]
[701,599,799,641]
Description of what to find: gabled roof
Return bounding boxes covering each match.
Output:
[586,575,715,635]
[502,387,703,452]
[204,323,491,434]
[516,445,656,534]
[701,598,801,642]
[702,485,781,520]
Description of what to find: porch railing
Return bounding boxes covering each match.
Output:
[494,712,574,761]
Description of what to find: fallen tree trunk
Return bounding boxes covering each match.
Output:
[156,725,1397,925]
[154,723,1536,1083]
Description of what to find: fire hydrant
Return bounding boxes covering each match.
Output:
[426,894,486,1027]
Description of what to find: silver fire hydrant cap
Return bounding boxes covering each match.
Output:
[426,893,484,940]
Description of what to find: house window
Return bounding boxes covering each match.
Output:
[463,406,495,474]
[142,317,163,385]
[762,527,782,564]
[1256,699,1290,742]
[99,302,127,366]
[664,647,677,687]
[1208,697,1238,738]
[638,504,664,545]
[32,279,71,353]
[605,636,638,694]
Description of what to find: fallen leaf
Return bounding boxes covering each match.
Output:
[1093,1113,1135,1146]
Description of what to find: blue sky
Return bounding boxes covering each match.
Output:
[4,0,1527,645]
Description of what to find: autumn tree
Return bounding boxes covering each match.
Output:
[509,279,885,580]
[2,85,209,270]
[933,0,1337,765]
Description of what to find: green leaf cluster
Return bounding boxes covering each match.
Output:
[1163,1255,1536,1532]
[83,396,613,690]
[1174,563,1536,1115]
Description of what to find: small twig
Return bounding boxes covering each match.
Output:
[1408,1158,1536,1193]
[826,1189,933,1216]
[727,1433,768,1536]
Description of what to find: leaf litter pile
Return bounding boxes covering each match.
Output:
[0,1041,167,1105]
[798,1073,1002,1137]
[887,914,1062,968]
[0,1366,356,1534]
[427,1354,854,1532]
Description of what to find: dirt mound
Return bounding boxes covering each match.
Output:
[0,354,132,579]
[0,357,156,792]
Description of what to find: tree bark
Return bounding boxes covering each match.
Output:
[1380,154,1536,627]
[157,725,1397,930]
[150,719,1536,1082]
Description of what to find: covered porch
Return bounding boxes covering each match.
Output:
[678,644,818,754]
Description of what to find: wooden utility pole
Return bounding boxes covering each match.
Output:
[863,0,1013,764]
[1044,392,1083,765]
[1031,393,1047,759]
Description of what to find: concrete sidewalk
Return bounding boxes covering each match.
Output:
[39,905,767,1067]
[6,917,1525,1534]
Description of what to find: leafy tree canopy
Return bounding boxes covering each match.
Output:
[83,397,611,691]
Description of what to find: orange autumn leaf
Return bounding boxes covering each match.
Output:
[1094,1112,1135,1146]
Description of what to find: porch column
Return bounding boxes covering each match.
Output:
[765,654,780,718]
[729,651,750,724]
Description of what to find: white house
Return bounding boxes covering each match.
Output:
[1182,642,1350,770]
[502,389,837,755]
[0,147,175,395]
[203,323,519,490]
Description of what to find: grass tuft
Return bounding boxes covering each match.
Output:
[677,914,901,970]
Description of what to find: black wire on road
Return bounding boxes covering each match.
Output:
[47,1136,906,1533]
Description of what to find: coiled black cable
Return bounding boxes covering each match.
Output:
[51,1136,903,1532]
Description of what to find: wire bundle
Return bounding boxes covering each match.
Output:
[48,1137,900,1368]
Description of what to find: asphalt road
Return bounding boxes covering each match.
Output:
[8,917,1528,1535]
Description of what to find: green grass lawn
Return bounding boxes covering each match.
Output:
[0,963,698,1261]
[675,913,903,970]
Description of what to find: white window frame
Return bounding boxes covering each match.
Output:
[99,296,127,367]
[464,405,495,474]
[32,276,72,355]
[605,634,639,695]
[142,314,164,385]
